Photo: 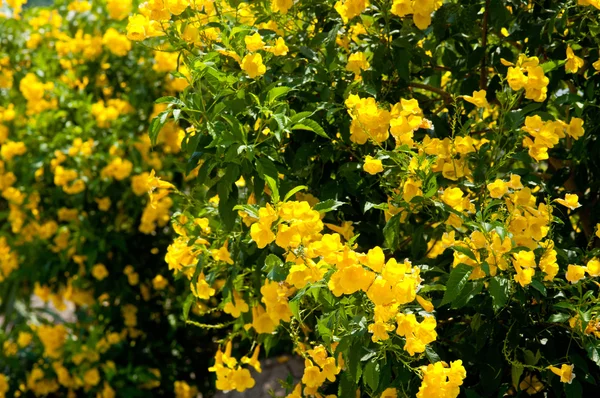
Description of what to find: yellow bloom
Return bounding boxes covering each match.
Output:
[565,46,584,74]
[95,197,111,211]
[363,155,383,174]
[211,242,234,265]
[152,275,168,290]
[268,37,289,56]
[555,193,581,210]
[250,221,276,249]
[381,388,398,398]
[346,52,370,76]
[245,33,265,52]
[17,331,32,347]
[565,264,585,284]
[463,90,488,108]
[519,374,544,395]
[549,364,575,384]
[83,368,100,387]
[566,117,584,140]
[191,273,216,299]
[92,263,109,280]
[240,53,266,78]
[487,179,508,199]
[442,187,464,210]
[271,0,293,13]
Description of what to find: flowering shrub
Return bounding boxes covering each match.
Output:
[0,1,218,396]
[128,0,600,396]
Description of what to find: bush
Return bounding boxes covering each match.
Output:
[0,1,219,396]
[129,0,600,397]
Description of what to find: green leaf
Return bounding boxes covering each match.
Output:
[149,110,170,146]
[452,281,484,309]
[283,185,308,202]
[548,313,570,323]
[256,157,280,203]
[511,364,523,389]
[182,294,194,322]
[565,380,582,398]
[232,204,260,219]
[263,254,287,282]
[291,119,329,138]
[313,199,345,213]
[289,111,315,125]
[267,86,292,103]
[363,360,379,392]
[383,213,401,250]
[441,264,474,306]
[489,277,509,311]
[451,245,478,262]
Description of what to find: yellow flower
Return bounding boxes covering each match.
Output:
[223,291,249,318]
[95,197,111,211]
[0,374,8,397]
[92,263,109,281]
[250,221,276,248]
[565,46,584,74]
[192,273,216,299]
[381,388,397,398]
[548,364,575,384]
[211,242,234,265]
[271,0,293,13]
[152,275,168,290]
[519,374,544,395]
[335,0,370,24]
[566,117,584,139]
[565,264,585,284]
[17,331,32,347]
[230,367,255,392]
[463,90,488,108]
[346,52,370,76]
[487,179,508,199]
[241,346,262,373]
[513,250,536,269]
[442,187,464,210]
[416,295,434,312]
[83,368,100,387]
[244,33,265,52]
[126,14,149,42]
[586,258,600,277]
[240,53,266,78]
[268,37,289,56]
[555,193,581,210]
[363,156,383,174]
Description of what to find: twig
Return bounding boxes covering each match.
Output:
[480,0,491,90]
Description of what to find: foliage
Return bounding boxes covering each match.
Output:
[129,0,600,397]
[0,0,218,396]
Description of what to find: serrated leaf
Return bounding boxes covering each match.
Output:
[149,110,170,146]
[489,277,509,311]
[451,245,478,262]
[291,119,328,138]
[383,213,401,250]
[441,264,474,306]
[267,86,292,103]
[363,360,379,392]
[548,313,570,323]
[256,157,280,203]
[313,199,345,213]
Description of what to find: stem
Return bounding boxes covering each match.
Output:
[480,0,491,90]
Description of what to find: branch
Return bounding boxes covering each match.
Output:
[480,0,491,90]
[408,82,452,101]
